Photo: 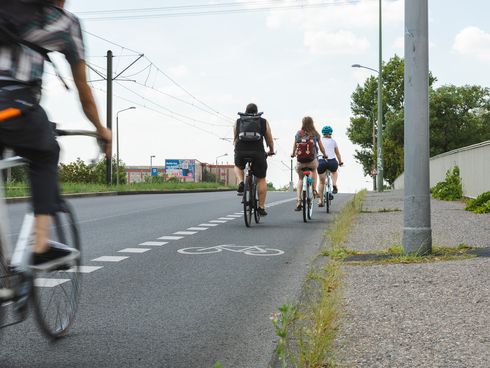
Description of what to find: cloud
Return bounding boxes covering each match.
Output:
[453,26,490,61]
[304,30,370,55]
[167,65,190,78]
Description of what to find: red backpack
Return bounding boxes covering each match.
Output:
[295,130,316,163]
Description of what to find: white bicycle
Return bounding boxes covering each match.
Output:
[178,245,284,256]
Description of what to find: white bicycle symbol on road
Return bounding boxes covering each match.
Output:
[177,244,284,256]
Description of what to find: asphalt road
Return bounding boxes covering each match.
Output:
[0,191,351,368]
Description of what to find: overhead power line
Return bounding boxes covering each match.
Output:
[79,0,363,21]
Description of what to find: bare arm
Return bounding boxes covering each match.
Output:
[334,146,343,164]
[264,120,274,154]
[71,60,112,155]
[233,125,237,146]
[291,140,297,157]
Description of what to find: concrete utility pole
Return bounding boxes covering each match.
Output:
[376,0,384,192]
[402,0,432,255]
[106,50,113,185]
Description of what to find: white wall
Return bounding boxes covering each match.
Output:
[394,140,490,198]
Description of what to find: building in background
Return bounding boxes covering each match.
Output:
[207,164,239,186]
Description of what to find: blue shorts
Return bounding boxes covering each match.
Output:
[317,158,338,174]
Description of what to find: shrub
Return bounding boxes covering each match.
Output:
[465,191,490,214]
[431,166,463,201]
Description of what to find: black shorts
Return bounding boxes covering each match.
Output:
[318,158,338,174]
[234,150,268,178]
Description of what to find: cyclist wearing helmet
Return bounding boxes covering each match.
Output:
[317,125,343,205]
[0,0,111,265]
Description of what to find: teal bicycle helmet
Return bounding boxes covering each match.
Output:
[322,125,333,135]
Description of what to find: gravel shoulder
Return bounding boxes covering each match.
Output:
[334,190,490,367]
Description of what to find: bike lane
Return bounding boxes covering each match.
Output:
[0,191,351,368]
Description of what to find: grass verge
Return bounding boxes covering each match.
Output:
[5,181,233,198]
[324,243,477,265]
[271,190,367,368]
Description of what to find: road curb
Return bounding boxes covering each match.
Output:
[5,188,235,204]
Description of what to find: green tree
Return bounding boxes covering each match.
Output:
[92,157,127,184]
[59,158,96,183]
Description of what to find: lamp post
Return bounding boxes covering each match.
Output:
[352,61,383,192]
[116,106,135,186]
[150,155,156,176]
[215,153,228,183]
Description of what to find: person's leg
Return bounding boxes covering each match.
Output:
[318,174,326,205]
[332,170,339,186]
[234,151,246,194]
[257,177,267,208]
[234,165,244,183]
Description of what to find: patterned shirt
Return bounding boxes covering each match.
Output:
[0,6,85,86]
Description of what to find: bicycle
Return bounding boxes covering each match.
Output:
[323,170,333,213]
[301,168,314,222]
[242,153,273,228]
[0,127,104,339]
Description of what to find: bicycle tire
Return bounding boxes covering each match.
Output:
[243,177,253,227]
[253,179,260,224]
[307,184,313,220]
[31,200,81,339]
[326,176,331,213]
[302,188,307,223]
[0,252,8,331]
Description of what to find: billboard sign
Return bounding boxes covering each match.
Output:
[165,159,196,181]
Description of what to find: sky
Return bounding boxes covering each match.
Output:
[40,0,490,192]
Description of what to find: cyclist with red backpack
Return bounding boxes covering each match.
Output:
[0,0,111,265]
[291,116,327,211]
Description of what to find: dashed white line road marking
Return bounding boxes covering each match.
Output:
[219,217,235,220]
[187,227,208,231]
[173,231,197,235]
[118,248,151,253]
[227,215,242,218]
[158,236,184,240]
[65,266,103,274]
[210,220,227,223]
[92,256,129,262]
[199,223,219,227]
[234,212,243,215]
[140,241,168,246]
[35,278,70,288]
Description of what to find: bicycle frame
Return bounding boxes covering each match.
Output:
[0,157,34,274]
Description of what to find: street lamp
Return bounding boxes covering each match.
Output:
[116,106,136,185]
[150,155,156,176]
[352,61,384,192]
[215,153,228,183]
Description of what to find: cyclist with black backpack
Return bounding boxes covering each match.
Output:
[291,116,327,211]
[0,0,112,265]
[234,103,274,216]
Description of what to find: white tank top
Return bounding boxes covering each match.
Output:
[320,137,337,160]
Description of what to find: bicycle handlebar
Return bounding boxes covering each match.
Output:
[54,127,108,156]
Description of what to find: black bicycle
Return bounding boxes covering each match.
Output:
[242,157,260,227]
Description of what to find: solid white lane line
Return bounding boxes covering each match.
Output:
[199,223,219,227]
[140,241,168,246]
[118,248,150,253]
[187,227,208,231]
[219,217,235,220]
[210,220,227,223]
[158,236,184,240]
[92,256,129,262]
[65,266,103,274]
[34,278,70,288]
[267,197,297,208]
[173,231,197,235]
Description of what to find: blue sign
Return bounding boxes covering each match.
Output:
[151,168,158,177]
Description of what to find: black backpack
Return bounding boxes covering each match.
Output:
[237,112,263,142]
[0,0,69,89]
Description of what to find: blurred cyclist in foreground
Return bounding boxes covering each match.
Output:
[0,0,111,265]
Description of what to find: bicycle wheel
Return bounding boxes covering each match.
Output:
[243,177,253,227]
[326,176,331,213]
[253,179,260,224]
[302,188,307,223]
[307,183,313,220]
[31,200,81,339]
